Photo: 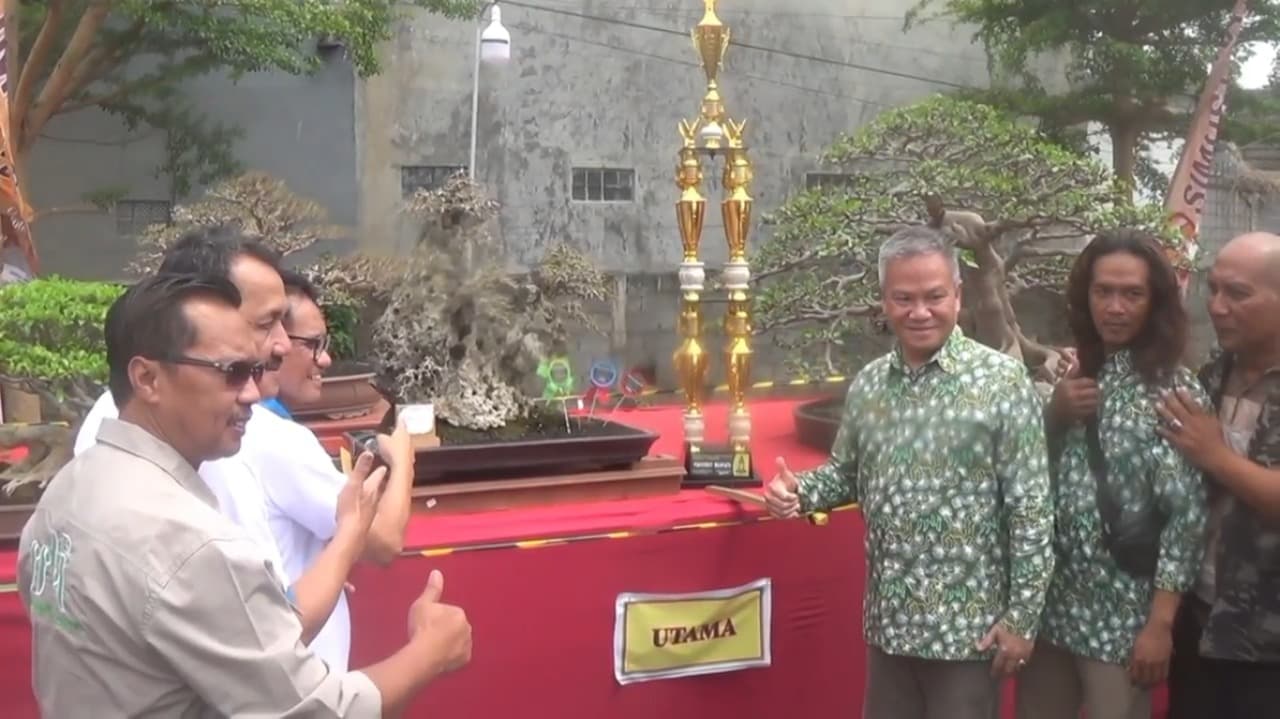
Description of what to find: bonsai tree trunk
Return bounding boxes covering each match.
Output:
[0,378,95,495]
[0,424,73,495]
[926,196,1066,390]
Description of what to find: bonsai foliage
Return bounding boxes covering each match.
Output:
[907,0,1280,196]
[131,171,398,308]
[757,96,1170,381]
[372,175,610,430]
[0,277,124,492]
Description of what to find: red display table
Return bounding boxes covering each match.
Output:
[0,399,1168,718]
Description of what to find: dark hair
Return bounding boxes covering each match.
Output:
[279,268,320,305]
[157,224,281,279]
[1065,228,1187,385]
[106,274,242,407]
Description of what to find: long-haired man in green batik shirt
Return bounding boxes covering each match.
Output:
[1014,229,1208,719]
[765,226,1055,719]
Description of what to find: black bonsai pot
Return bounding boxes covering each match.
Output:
[793,396,842,453]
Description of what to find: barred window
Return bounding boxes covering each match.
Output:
[572,167,635,202]
[401,165,467,196]
[115,200,172,238]
[805,172,857,190]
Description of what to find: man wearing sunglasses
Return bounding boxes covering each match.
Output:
[21,274,472,717]
[243,269,415,672]
[71,226,398,659]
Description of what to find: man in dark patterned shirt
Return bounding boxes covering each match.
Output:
[765,226,1054,719]
[1158,231,1280,718]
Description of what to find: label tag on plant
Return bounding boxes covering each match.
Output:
[399,404,436,435]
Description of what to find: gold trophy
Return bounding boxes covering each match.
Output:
[672,0,757,487]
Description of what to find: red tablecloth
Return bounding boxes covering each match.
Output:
[0,398,1168,717]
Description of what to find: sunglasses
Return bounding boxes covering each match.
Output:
[288,333,330,361]
[165,356,267,387]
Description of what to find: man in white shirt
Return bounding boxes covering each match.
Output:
[248,269,415,671]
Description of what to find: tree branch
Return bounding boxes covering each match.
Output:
[1004,245,1079,274]
[20,0,115,150]
[11,0,64,140]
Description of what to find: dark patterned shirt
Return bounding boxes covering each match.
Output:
[1198,353,1280,662]
[1040,351,1208,665]
[796,329,1054,661]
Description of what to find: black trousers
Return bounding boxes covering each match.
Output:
[1168,594,1280,719]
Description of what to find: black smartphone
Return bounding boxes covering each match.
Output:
[347,430,383,467]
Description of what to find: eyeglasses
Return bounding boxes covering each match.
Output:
[164,356,266,387]
[288,333,330,361]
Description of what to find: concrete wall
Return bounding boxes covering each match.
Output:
[26,56,358,280]
[354,0,1024,384]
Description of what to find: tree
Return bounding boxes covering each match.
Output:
[6,0,480,199]
[756,96,1170,384]
[372,175,610,430]
[908,0,1280,196]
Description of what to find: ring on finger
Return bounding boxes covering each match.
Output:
[1169,418,1184,432]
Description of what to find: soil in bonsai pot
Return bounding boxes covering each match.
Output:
[435,409,642,445]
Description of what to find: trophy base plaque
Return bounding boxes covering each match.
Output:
[682,443,760,488]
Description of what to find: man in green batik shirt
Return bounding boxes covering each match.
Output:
[1014,230,1207,719]
[765,226,1054,719]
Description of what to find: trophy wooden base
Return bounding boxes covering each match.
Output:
[682,443,761,488]
[409,455,685,515]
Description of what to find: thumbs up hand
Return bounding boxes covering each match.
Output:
[1049,348,1099,426]
[765,456,802,519]
[407,569,473,673]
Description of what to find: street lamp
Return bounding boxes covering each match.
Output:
[469,3,510,180]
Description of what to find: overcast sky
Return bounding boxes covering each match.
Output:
[1240,42,1277,88]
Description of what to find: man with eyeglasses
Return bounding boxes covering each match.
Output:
[243,269,415,672]
[21,274,472,717]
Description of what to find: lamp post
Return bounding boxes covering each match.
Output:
[469,3,511,180]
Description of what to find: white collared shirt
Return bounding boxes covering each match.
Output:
[240,408,350,672]
[74,394,289,589]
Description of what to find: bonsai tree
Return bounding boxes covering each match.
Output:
[131,171,399,354]
[0,277,124,493]
[372,175,610,431]
[757,96,1172,383]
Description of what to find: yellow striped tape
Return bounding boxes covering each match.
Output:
[538,374,850,403]
[0,507,864,593]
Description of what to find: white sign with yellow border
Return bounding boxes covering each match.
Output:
[613,577,772,685]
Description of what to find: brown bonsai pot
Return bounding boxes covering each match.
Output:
[794,396,842,453]
[289,361,382,420]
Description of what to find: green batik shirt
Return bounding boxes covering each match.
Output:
[1040,351,1209,665]
[796,328,1054,661]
